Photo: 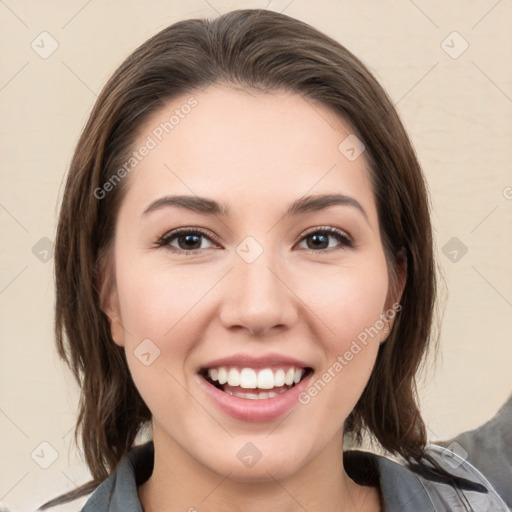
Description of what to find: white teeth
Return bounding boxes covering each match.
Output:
[284,368,295,386]
[239,392,260,400]
[239,368,257,389]
[274,369,285,387]
[228,387,288,399]
[257,369,275,389]
[217,367,228,385]
[227,368,240,386]
[206,366,306,390]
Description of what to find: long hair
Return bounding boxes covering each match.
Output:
[43,8,436,507]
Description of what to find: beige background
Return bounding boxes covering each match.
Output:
[1,0,511,510]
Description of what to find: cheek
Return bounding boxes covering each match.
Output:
[113,254,223,404]
[299,258,390,349]
[115,257,212,344]
[297,262,389,419]
[115,263,209,422]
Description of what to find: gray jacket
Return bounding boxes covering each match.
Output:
[436,394,512,510]
[80,441,508,511]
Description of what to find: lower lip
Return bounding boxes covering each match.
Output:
[197,372,313,422]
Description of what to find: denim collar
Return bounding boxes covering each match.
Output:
[81,441,507,512]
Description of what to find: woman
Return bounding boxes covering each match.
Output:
[40,8,508,511]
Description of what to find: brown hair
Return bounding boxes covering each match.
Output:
[43,8,436,508]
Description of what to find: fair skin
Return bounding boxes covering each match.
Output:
[104,85,404,512]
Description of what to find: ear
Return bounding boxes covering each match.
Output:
[382,248,407,340]
[98,253,126,348]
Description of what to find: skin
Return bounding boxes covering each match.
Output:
[104,85,405,512]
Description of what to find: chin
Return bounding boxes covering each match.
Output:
[213,455,305,483]
[193,435,313,483]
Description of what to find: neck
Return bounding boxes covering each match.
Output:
[138,423,381,512]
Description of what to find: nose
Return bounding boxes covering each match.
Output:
[218,248,299,337]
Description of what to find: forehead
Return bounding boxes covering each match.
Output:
[119,85,377,222]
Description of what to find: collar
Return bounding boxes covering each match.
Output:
[81,441,507,512]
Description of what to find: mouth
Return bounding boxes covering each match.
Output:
[199,365,314,400]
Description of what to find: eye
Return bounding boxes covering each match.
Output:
[296,227,353,252]
[156,227,221,254]
[156,226,352,254]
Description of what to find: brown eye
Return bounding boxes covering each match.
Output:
[297,228,353,251]
[157,228,220,253]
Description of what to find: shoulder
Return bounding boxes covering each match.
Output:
[344,444,509,512]
[84,441,509,512]
[435,394,512,509]
[412,444,509,511]
[80,441,153,512]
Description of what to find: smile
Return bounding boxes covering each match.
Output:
[201,365,312,399]
[197,358,314,421]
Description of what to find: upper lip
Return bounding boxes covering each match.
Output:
[199,353,313,371]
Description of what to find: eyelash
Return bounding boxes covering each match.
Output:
[156,226,354,255]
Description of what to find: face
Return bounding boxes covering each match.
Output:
[104,85,403,482]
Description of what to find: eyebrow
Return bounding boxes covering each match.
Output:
[142,193,369,222]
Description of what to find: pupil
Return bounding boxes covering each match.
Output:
[309,234,327,249]
[179,234,201,249]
